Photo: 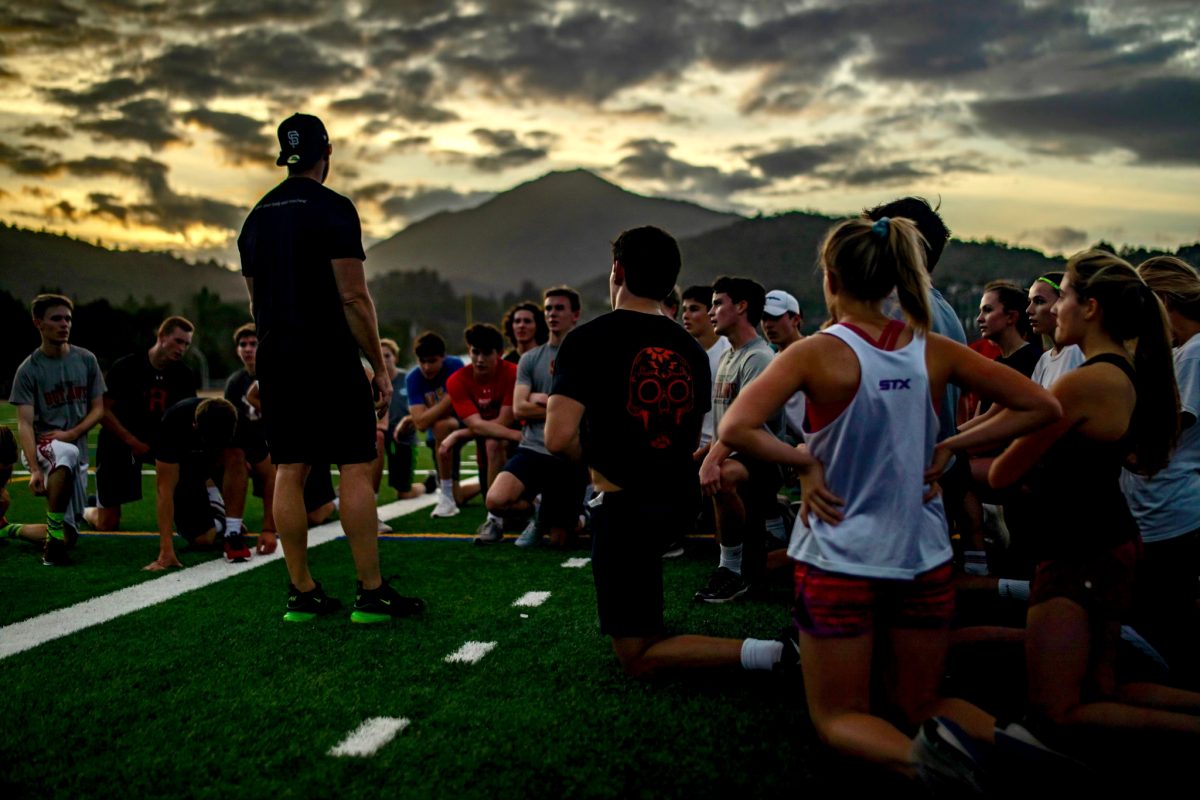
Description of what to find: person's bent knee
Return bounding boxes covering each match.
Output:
[86,506,121,531]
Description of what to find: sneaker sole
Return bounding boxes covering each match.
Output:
[431,510,460,518]
[695,585,750,603]
[662,546,685,559]
[351,609,422,623]
[283,610,320,622]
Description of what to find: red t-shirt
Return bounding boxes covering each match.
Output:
[446,360,517,422]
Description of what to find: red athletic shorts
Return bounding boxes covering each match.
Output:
[793,561,955,638]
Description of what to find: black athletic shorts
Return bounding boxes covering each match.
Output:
[231,417,269,466]
[591,488,695,638]
[174,463,222,542]
[500,447,588,528]
[95,434,152,507]
[257,352,376,466]
[387,443,415,493]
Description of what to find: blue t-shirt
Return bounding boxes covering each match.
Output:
[405,356,464,442]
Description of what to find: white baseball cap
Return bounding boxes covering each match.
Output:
[763,290,799,317]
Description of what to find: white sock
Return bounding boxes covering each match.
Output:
[740,638,783,671]
[998,579,1030,602]
[225,517,243,539]
[440,479,454,497]
[487,512,503,524]
[332,497,341,511]
[719,544,743,575]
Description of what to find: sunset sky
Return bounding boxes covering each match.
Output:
[1,0,1197,270]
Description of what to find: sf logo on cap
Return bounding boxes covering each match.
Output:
[287,130,300,146]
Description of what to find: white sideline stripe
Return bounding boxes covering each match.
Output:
[0,493,440,661]
[512,591,550,607]
[329,716,410,757]
[561,557,591,568]
[444,640,496,664]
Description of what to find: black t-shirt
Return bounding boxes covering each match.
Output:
[102,352,198,448]
[224,367,261,431]
[551,309,710,493]
[238,177,365,364]
[157,397,220,472]
[980,342,1043,413]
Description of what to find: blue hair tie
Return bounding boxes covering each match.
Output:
[871,217,890,238]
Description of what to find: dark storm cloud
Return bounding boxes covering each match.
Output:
[46,77,144,109]
[445,8,695,103]
[973,77,1200,166]
[134,44,236,100]
[615,139,767,196]
[380,185,493,222]
[77,98,181,150]
[181,108,272,165]
[747,140,867,179]
[0,143,62,175]
[434,128,557,173]
[0,146,243,232]
[45,199,79,221]
[328,69,456,123]
[21,123,70,140]
[178,0,326,28]
[1020,226,1089,252]
[86,192,130,223]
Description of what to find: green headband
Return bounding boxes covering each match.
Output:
[1037,276,1061,292]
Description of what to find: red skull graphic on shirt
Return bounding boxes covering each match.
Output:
[627,347,694,449]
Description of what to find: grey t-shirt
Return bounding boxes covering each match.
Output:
[9,346,106,453]
[516,341,559,455]
[712,335,781,437]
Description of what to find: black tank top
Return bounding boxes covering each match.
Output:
[1030,353,1140,561]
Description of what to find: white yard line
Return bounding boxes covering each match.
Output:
[328,717,410,757]
[561,557,591,568]
[444,641,497,664]
[512,591,550,607]
[0,493,439,661]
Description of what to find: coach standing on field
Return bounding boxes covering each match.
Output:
[238,113,424,623]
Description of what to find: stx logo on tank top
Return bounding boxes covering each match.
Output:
[627,347,694,449]
[879,379,912,391]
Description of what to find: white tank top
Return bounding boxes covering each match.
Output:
[787,324,952,579]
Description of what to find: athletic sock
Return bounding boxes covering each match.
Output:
[1,522,23,540]
[998,578,1030,602]
[740,638,784,671]
[719,544,743,575]
[225,517,243,539]
[46,511,65,540]
[487,512,503,525]
[440,479,454,497]
[332,497,341,511]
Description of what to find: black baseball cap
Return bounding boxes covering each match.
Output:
[275,113,329,168]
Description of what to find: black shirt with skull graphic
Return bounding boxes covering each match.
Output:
[551,308,710,494]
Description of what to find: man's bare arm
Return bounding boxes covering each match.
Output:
[410,394,455,432]
[331,258,390,410]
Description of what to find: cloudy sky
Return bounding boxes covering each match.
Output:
[1,0,1197,268]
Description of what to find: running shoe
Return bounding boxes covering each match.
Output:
[352,578,425,623]
[377,520,393,534]
[474,517,504,544]
[223,533,252,563]
[773,625,801,674]
[283,582,342,622]
[431,491,460,519]
[514,517,542,548]
[692,567,750,603]
[910,716,987,794]
[661,538,685,559]
[42,535,71,566]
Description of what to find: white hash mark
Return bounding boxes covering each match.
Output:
[444,641,498,664]
[329,717,410,757]
[512,591,551,607]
